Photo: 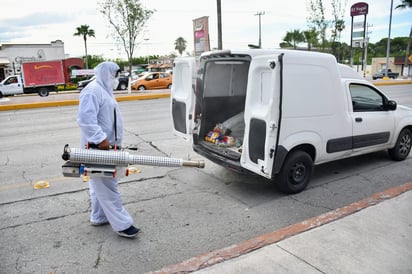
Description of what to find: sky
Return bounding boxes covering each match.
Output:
[0,0,411,60]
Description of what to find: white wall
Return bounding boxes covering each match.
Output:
[0,40,65,78]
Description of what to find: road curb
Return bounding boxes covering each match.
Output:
[148,182,412,274]
[0,81,410,112]
[373,80,412,86]
[0,93,170,111]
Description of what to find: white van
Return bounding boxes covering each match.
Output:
[171,49,412,194]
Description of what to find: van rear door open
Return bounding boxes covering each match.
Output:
[240,55,282,178]
[171,57,197,139]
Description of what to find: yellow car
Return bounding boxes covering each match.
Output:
[131,72,173,90]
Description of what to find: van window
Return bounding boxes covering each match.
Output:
[349,84,385,112]
[203,61,249,97]
[5,76,18,85]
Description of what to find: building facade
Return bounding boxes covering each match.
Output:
[0,40,67,81]
[371,56,412,78]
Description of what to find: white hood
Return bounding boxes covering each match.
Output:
[94,61,120,93]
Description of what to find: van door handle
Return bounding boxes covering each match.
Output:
[355,117,363,122]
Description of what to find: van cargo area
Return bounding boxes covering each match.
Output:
[196,55,251,162]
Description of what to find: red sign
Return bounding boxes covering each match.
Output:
[351,2,368,16]
[193,16,210,56]
[195,30,205,39]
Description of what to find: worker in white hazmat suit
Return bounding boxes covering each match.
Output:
[77,61,139,238]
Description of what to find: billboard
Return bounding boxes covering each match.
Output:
[351,2,369,16]
[350,2,368,48]
[350,2,369,67]
[193,16,210,56]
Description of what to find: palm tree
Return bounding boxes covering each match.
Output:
[74,25,95,69]
[303,28,318,51]
[396,0,412,77]
[396,0,412,9]
[283,29,305,49]
[174,37,187,56]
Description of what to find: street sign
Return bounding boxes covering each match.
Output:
[352,40,364,48]
[71,69,94,76]
[351,2,368,17]
[352,31,365,39]
[353,21,364,29]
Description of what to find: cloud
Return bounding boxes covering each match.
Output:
[1,12,71,28]
[0,0,411,59]
[0,11,72,41]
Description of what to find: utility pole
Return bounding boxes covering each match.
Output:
[255,11,265,48]
[385,0,394,77]
[144,38,150,65]
[217,0,222,49]
[363,24,372,77]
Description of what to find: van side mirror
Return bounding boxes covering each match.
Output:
[385,100,397,111]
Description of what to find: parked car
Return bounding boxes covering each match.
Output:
[116,76,129,90]
[372,69,399,80]
[77,76,95,90]
[131,72,173,90]
[77,75,129,90]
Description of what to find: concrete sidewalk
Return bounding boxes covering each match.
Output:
[152,183,412,273]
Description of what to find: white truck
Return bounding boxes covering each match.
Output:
[0,60,66,98]
[171,49,412,194]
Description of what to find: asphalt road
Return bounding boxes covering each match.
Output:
[0,84,411,273]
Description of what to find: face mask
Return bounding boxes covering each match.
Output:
[113,77,119,90]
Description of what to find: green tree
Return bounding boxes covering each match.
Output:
[303,28,318,50]
[307,0,328,51]
[373,37,408,57]
[88,55,106,69]
[168,52,178,58]
[174,37,187,56]
[396,0,412,77]
[330,0,346,62]
[100,0,154,75]
[330,0,347,43]
[282,29,305,49]
[73,25,95,69]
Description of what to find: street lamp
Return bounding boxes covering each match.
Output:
[144,38,150,65]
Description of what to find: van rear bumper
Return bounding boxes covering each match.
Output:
[194,143,289,178]
[193,144,255,175]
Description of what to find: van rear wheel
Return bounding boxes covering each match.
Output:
[276,150,313,194]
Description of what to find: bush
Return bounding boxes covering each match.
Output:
[57,83,78,91]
